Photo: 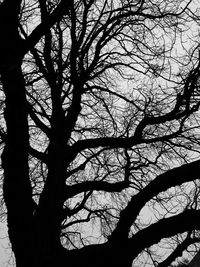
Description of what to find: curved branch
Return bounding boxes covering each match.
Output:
[29,146,47,163]
[28,106,51,137]
[128,209,200,260]
[157,235,200,267]
[22,0,72,55]
[72,127,185,154]
[67,180,129,198]
[110,159,200,241]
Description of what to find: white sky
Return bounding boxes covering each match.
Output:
[0,223,14,267]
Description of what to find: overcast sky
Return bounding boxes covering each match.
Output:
[0,223,14,267]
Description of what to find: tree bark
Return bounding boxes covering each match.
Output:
[1,65,34,266]
[0,1,33,266]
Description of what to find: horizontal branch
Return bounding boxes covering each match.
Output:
[28,146,47,163]
[67,180,129,198]
[73,127,187,153]
[73,136,139,152]
[110,159,200,241]
[128,209,200,260]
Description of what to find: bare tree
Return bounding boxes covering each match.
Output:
[1,0,200,267]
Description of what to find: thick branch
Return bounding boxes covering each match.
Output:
[157,236,200,267]
[22,0,72,55]
[29,146,47,163]
[67,180,129,198]
[128,210,200,260]
[73,122,190,152]
[28,106,51,137]
[73,136,139,152]
[110,159,200,241]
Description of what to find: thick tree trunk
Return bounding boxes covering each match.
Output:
[1,66,34,266]
[0,2,35,266]
[30,99,70,266]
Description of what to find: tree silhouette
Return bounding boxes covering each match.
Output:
[1,0,200,267]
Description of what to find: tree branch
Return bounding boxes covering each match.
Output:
[28,146,47,163]
[110,159,200,241]
[157,235,200,267]
[22,0,73,55]
[72,127,186,154]
[128,209,200,260]
[67,180,129,198]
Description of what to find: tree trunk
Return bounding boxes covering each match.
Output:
[0,2,35,266]
[1,65,34,266]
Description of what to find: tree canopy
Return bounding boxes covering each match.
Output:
[1,0,200,266]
